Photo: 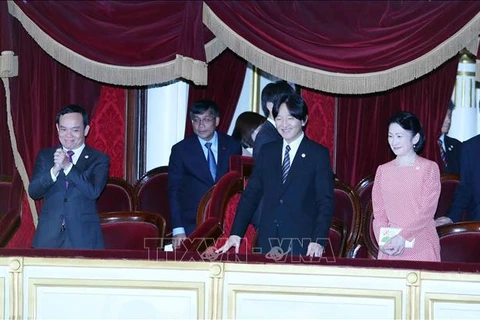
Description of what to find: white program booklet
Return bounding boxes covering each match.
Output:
[379,227,415,248]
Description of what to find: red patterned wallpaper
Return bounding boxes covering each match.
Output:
[302,89,336,167]
[87,86,126,178]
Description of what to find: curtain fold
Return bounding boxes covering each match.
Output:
[185,50,247,136]
[9,0,210,86]
[204,1,480,94]
[336,56,460,187]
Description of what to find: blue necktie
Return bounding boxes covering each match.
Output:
[281,145,291,184]
[205,142,216,181]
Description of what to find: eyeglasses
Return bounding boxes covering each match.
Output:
[192,117,215,125]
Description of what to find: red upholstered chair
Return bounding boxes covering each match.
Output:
[434,174,460,219]
[354,174,375,217]
[100,211,166,251]
[0,173,25,247]
[133,166,171,236]
[360,201,378,259]
[229,155,254,175]
[97,177,135,213]
[184,171,256,253]
[437,222,480,263]
[334,178,362,257]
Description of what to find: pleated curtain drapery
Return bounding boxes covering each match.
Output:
[336,56,460,187]
[204,1,480,94]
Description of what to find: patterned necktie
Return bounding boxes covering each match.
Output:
[205,142,216,181]
[65,150,74,188]
[281,145,291,184]
[438,139,447,167]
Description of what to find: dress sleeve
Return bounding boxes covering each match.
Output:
[400,162,441,240]
[372,165,388,243]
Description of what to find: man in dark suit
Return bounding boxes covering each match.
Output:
[168,100,242,248]
[253,80,294,159]
[438,101,462,174]
[218,93,334,257]
[447,134,480,222]
[29,105,109,249]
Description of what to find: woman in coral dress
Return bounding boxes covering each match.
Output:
[372,111,441,262]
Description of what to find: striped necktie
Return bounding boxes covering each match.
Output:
[281,145,291,184]
[438,139,447,167]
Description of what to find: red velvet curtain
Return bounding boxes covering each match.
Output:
[185,50,247,136]
[204,1,480,94]
[12,0,206,66]
[336,56,460,187]
[10,0,211,86]
[205,1,478,73]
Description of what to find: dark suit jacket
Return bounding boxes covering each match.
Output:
[29,145,109,249]
[253,120,281,160]
[168,132,242,235]
[443,135,462,174]
[231,136,334,256]
[448,134,480,222]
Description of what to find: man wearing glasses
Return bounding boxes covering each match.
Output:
[168,100,242,249]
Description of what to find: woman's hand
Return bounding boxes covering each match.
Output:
[381,235,406,256]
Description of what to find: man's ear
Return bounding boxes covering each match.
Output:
[266,102,273,112]
[215,117,220,128]
[302,116,308,127]
[84,125,90,137]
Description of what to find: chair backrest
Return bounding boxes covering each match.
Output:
[434,173,460,219]
[361,201,378,259]
[354,174,375,216]
[229,155,254,176]
[0,172,25,247]
[97,177,135,213]
[437,222,480,262]
[100,211,166,251]
[0,175,13,215]
[334,178,362,257]
[196,185,215,226]
[133,166,171,235]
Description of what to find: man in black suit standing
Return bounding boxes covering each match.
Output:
[218,93,334,257]
[438,101,462,174]
[29,105,110,249]
[253,80,294,159]
[168,100,242,249]
[447,134,480,222]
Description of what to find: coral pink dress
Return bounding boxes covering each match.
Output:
[372,156,441,261]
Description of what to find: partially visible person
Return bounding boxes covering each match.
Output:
[29,104,110,249]
[446,134,480,223]
[232,111,266,156]
[438,101,462,174]
[217,93,334,257]
[372,111,441,262]
[253,80,295,159]
[168,100,242,249]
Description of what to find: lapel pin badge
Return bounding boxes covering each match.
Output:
[301,153,306,158]
[85,155,89,159]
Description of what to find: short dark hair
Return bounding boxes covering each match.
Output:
[448,100,455,111]
[272,93,308,122]
[261,80,295,117]
[189,100,220,119]
[388,111,425,153]
[232,112,266,148]
[56,104,89,127]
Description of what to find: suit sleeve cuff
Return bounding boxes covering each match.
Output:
[172,227,186,236]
